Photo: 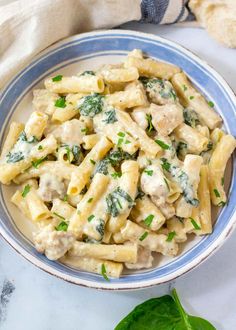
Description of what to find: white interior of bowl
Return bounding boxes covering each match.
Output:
[1,53,232,277]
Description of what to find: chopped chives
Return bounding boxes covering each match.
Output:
[213,189,220,198]
[139,231,149,241]
[166,231,176,242]
[155,139,170,150]
[53,212,65,221]
[190,217,201,230]
[101,263,109,281]
[144,214,154,227]
[21,184,30,198]
[52,74,63,82]
[87,214,95,222]
[144,169,153,176]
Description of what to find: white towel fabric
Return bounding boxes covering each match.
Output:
[0,0,193,88]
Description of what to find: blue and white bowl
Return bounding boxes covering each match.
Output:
[0,30,235,290]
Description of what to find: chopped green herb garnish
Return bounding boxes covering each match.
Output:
[52,74,63,82]
[218,201,226,207]
[90,159,96,165]
[31,157,46,168]
[81,127,89,134]
[155,139,170,150]
[53,212,66,221]
[208,101,214,108]
[21,184,30,198]
[101,263,109,281]
[213,189,220,198]
[190,217,201,230]
[125,140,131,144]
[55,96,66,108]
[118,132,125,137]
[146,114,154,133]
[87,214,95,222]
[111,172,122,179]
[182,84,187,91]
[221,177,224,186]
[65,146,72,162]
[38,145,43,150]
[144,169,153,176]
[63,195,68,202]
[55,221,68,231]
[139,231,149,241]
[166,231,176,242]
[189,96,194,100]
[117,138,123,146]
[144,214,154,227]
[160,158,171,172]
[87,198,93,203]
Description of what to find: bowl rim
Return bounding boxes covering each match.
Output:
[0,29,236,290]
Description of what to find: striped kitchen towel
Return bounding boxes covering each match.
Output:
[141,0,194,24]
[0,0,194,88]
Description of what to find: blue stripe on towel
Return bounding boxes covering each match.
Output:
[141,0,194,24]
[141,0,169,24]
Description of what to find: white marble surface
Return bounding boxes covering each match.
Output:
[0,22,236,330]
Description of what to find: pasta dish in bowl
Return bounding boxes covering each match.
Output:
[0,31,235,289]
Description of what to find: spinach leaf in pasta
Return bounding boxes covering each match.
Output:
[115,289,216,330]
[106,187,133,217]
[102,109,118,124]
[161,158,199,207]
[6,151,24,163]
[107,148,135,167]
[80,70,95,76]
[183,108,200,128]
[78,93,104,118]
[96,219,105,238]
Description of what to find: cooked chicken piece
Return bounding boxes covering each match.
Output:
[125,245,153,269]
[38,173,66,202]
[150,103,183,136]
[141,164,169,201]
[151,196,175,219]
[34,224,75,260]
[51,119,87,145]
[131,106,149,130]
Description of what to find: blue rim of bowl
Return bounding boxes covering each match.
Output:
[0,30,235,290]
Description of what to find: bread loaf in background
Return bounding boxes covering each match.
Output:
[189,0,236,48]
